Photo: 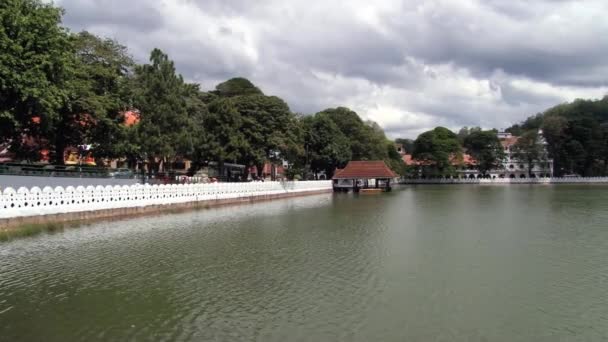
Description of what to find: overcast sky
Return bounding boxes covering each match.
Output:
[55,0,608,138]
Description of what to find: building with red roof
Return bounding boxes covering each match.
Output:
[400,131,553,179]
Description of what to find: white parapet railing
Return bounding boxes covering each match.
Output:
[0,181,332,219]
[401,177,608,185]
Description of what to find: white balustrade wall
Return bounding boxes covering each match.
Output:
[0,181,332,219]
[401,177,608,185]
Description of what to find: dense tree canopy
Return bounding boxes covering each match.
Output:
[301,114,351,178]
[0,0,73,160]
[213,77,263,97]
[509,97,608,176]
[413,127,461,174]
[132,49,205,172]
[463,130,504,174]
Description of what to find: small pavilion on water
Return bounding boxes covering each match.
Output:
[332,161,398,192]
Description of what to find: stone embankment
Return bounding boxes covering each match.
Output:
[0,181,332,230]
[401,177,608,185]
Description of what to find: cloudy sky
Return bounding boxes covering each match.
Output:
[55,0,608,138]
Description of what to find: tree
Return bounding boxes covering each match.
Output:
[464,130,504,174]
[395,138,414,154]
[132,49,204,173]
[213,77,263,97]
[0,0,74,161]
[512,130,547,177]
[413,127,461,175]
[510,97,608,176]
[60,31,134,164]
[319,107,370,160]
[198,97,247,170]
[230,92,301,178]
[302,114,351,178]
[457,126,481,144]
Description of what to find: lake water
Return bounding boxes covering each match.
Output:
[1,185,608,341]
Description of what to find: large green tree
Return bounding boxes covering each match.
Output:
[58,31,134,164]
[301,114,351,178]
[413,127,461,175]
[132,49,205,173]
[213,77,263,97]
[211,78,302,178]
[0,0,73,161]
[463,130,504,174]
[198,97,247,168]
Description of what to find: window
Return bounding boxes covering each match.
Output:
[509,164,514,169]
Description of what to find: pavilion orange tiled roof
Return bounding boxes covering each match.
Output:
[332,161,398,179]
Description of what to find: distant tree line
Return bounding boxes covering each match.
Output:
[0,0,403,179]
[397,95,608,178]
[505,98,608,176]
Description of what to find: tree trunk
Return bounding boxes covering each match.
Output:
[53,139,66,165]
[256,163,264,179]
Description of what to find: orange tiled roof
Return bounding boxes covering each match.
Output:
[332,161,398,179]
[403,153,477,166]
[402,154,430,166]
[124,111,140,126]
[500,136,519,147]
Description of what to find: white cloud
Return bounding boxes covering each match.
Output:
[56,0,608,138]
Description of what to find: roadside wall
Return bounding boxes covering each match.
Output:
[0,181,332,224]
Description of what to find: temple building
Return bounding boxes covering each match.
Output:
[400,130,554,179]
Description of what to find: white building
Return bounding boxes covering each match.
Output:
[399,130,554,179]
[491,130,553,179]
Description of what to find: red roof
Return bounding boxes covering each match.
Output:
[332,161,398,179]
[402,153,477,166]
[124,111,140,126]
[500,136,519,147]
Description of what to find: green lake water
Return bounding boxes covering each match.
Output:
[1,185,608,341]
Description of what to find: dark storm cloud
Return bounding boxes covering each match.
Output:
[384,0,608,87]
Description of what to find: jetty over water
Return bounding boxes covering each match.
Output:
[332,161,397,192]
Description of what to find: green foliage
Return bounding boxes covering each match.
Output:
[506,114,543,136]
[132,49,205,171]
[230,93,302,174]
[214,77,263,97]
[309,107,403,175]
[61,31,134,163]
[413,127,461,174]
[200,97,247,165]
[457,126,482,144]
[463,130,504,174]
[395,138,414,154]
[301,114,351,178]
[512,130,548,177]
[0,0,73,160]
[516,97,608,176]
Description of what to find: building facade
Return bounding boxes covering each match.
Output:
[400,130,554,179]
[491,130,553,179]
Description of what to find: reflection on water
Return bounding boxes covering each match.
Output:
[1,186,608,341]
